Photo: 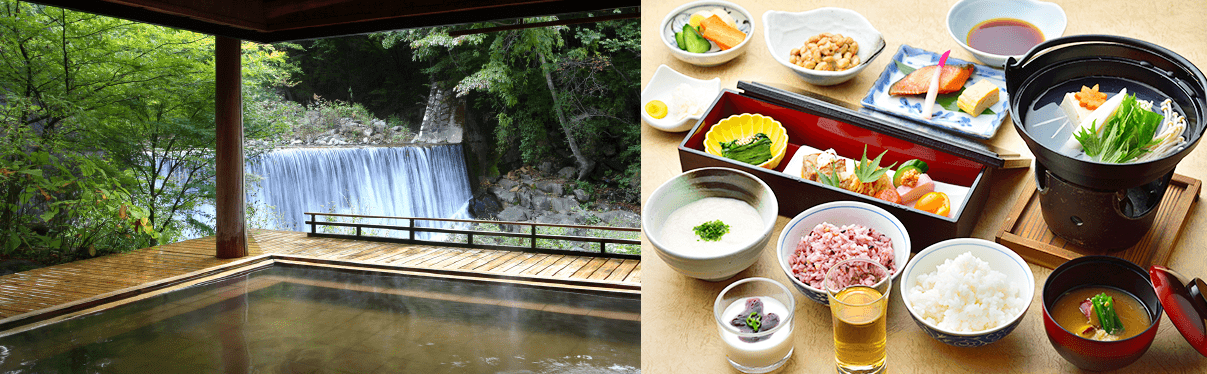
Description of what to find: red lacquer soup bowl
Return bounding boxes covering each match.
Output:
[1042,256,1163,372]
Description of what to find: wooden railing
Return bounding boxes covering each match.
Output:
[304,212,641,259]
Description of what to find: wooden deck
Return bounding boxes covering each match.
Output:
[0,230,640,320]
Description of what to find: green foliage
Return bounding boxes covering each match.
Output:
[0,1,297,262]
[278,37,428,122]
[1074,94,1163,163]
[377,13,639,186]
[0,149,155,262]
[463,222,639,255]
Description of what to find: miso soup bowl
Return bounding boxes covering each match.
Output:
[643,167,778,281]
[1042,256,1163,372]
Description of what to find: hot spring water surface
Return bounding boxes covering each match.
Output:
[0,265,640,373]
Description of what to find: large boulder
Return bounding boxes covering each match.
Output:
[534,213,577,226]
[468,192,503,219]
[497,206,530,222]
[594,210,641,228]
[489,185,518,205]
[532,194,553,211]
[497,178,519,191]
[550,196,578,214]
[557,167,577,180]
[573,189,590,202]
[534,180,563,196]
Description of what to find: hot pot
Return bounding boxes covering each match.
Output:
[1005,35,1207,250]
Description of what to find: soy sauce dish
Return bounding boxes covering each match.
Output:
[946,0,1066,67]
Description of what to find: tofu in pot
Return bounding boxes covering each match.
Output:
[1060,91,1094,124]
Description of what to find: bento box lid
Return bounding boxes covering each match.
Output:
[737,81,1006,168]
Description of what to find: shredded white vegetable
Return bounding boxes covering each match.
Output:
[670,83,706,121]
[1136,99,1187,162]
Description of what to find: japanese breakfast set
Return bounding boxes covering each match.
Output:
[641,0,1207,373]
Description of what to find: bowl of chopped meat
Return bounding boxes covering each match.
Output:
[776,201,911,305]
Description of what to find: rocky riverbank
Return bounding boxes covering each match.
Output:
[468,166,640,230]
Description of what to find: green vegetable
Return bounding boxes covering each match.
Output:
[894,59,917,75]
[900,159,928,173]
[811,164,844,189]
[682,24,711,53]
[1074,94,1164,163]
[853,145,896,184]
[746,311,762,332]
[1091,292,1125,335]
[675,31,686,51]
[893,159,928,187]
[720,133,773,166]
[693,220,730,242]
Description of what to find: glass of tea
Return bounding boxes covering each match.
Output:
[713,277,796,373]
[824,258,891,374]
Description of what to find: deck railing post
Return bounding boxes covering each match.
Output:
[356,226,361,237]
[310,213,316,234]
[409,219,415,241]
[531,224,537,249]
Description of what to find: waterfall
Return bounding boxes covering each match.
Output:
[246,145,472,238]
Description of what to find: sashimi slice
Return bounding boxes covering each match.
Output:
[897,173,934,204]
[889,64,976,96]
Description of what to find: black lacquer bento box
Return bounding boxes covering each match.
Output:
[678,81,1011,251]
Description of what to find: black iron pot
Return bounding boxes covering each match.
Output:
[1007,35,1207,250]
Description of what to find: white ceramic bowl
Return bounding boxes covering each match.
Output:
[776,201,911,305]
[659,1,754,67]
[643,167,778,281]
[641,64,721,133]
[946,0,1066,67]
[762,8,886,86]
[899,238,1035,347]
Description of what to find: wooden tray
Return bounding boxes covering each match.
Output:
[997,173,1201,269]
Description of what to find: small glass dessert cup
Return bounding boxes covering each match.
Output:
[825,258,891,374]
[714,277,796,373]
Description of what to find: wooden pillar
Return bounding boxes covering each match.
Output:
[215,36,247,258]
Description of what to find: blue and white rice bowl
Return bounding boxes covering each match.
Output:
[776,201,911,305]
[899,238,1035,347]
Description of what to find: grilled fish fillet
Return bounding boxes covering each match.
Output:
[889,64,975,96]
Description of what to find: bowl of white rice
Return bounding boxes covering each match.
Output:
[776,201,911,305]
[900,238,1035,347]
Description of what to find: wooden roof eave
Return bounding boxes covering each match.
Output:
[25,0,641,43]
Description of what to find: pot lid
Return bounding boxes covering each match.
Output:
[1149,265,1207,357]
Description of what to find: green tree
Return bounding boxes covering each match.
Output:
[378,13,639,183]
[0,1,296,258]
